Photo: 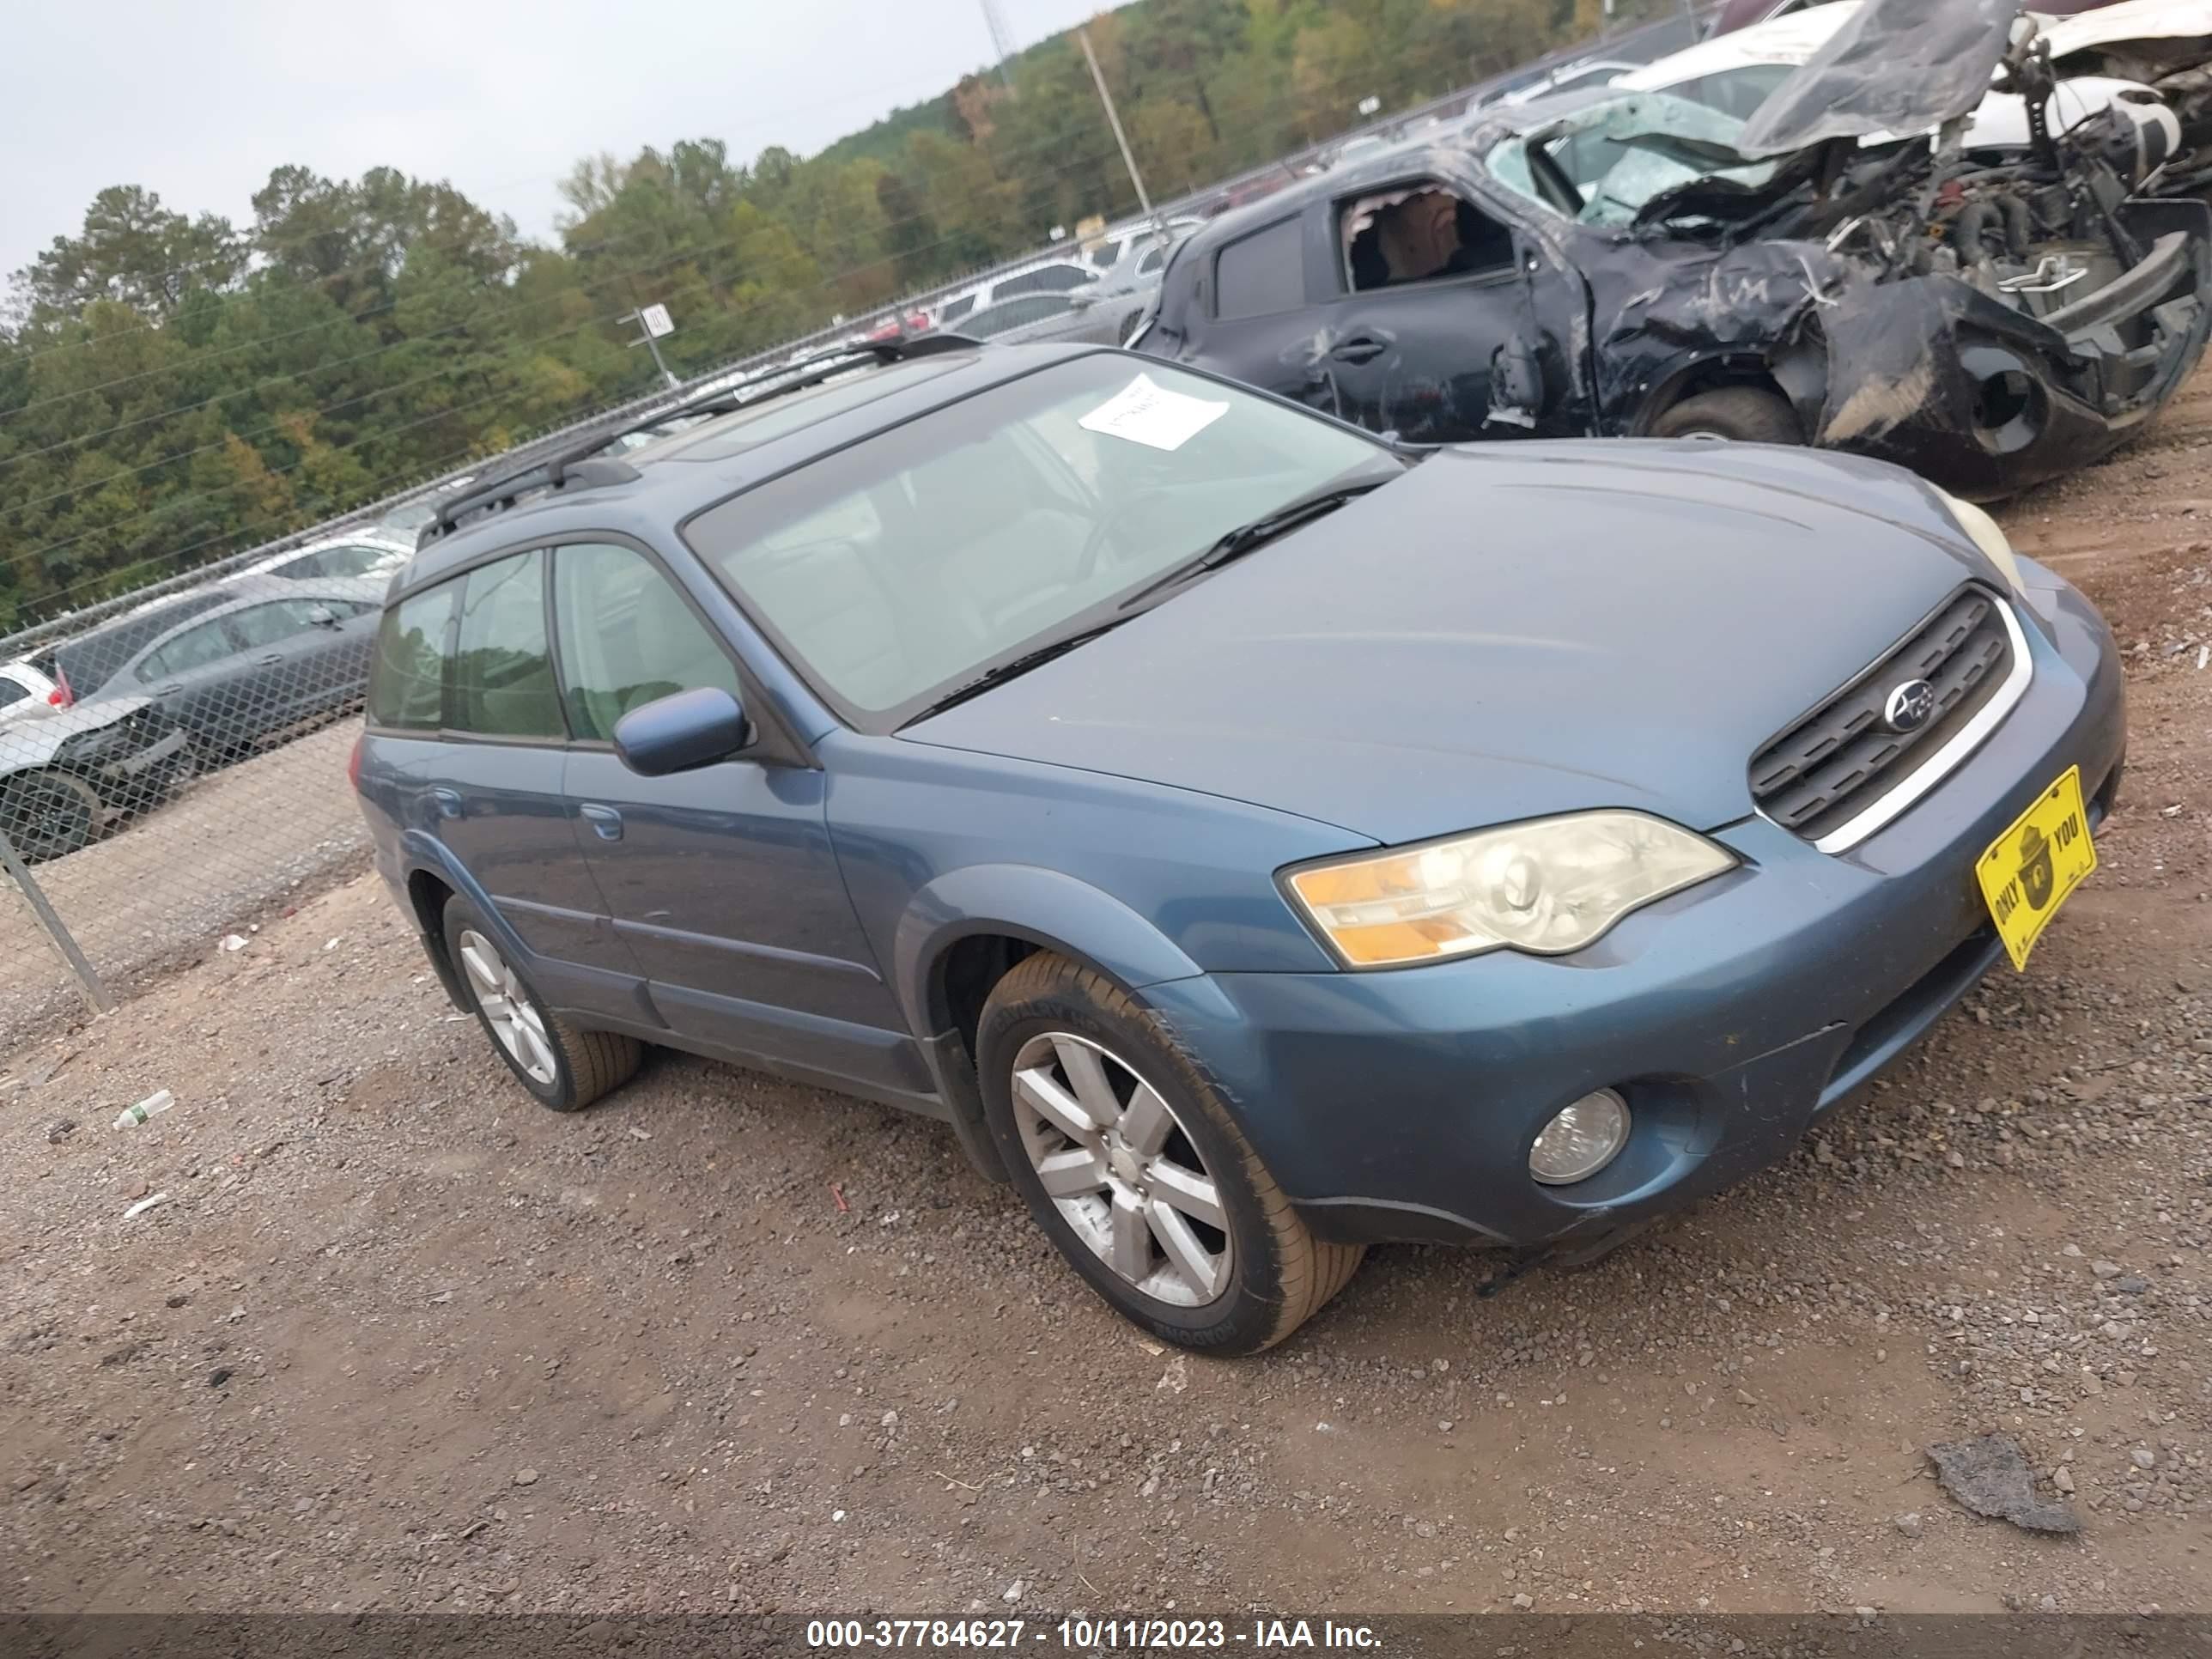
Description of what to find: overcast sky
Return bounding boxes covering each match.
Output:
[3,0,1120,282]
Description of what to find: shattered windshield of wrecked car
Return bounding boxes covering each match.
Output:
[1485,92,1782,228]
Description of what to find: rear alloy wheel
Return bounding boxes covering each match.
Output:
[0,770,102,863]
[1650,386,1802,445]
[441,895,641,1112]
[978,952,1364,1354]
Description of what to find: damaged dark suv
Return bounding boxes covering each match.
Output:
[1137,0,2212,498]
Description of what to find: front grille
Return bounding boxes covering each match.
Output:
[1750,586,2015,844]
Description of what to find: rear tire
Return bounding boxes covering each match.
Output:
[976,951,1364,1355]
[0,770,102,863]
[441,895,641,1112]
[1650,386,1802,444]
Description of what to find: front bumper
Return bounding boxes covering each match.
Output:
[1143,566,2125,1250]
[1809,198,2212,500]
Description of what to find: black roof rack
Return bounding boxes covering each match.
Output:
[417,451,641,548]
[415,331,986,549]
[656,330,985,421]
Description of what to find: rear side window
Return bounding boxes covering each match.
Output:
[993,264,1094,301]
[939,295,976,324]
[1213,218,1304,320]
[968,295,1073,337]
[137,617,235,683]
[367,582,457,730]
[0,679,31,710]
[552,544,744,743]
[451,551,563,739]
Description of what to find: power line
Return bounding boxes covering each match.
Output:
[1,41,1435,403]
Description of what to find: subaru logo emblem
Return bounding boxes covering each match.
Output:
[1883,678,1937,733]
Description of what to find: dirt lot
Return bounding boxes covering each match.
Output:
[0,721,365,1049]
[3,388,2210,1619]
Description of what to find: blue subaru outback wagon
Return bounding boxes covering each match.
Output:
[355,337,2124,1353]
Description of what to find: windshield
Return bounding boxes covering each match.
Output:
[683,354,1391,730]
[1486,92,1779,227]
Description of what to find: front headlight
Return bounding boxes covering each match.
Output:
[1935,488,2026,595]
[1282,811,1737,969]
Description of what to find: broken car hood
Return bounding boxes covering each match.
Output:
[1738,0,2019,156]
[902,444,1993,847]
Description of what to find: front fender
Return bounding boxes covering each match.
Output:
[891,862,1205,1036]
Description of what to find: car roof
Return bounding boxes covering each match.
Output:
[1172,99,1616,253]
[1619,3,1853,87]
[243,531,411,572]
[392,342,1115,597]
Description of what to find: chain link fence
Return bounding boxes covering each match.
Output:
[0,7,1713,1046]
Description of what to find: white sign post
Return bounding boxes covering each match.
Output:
[626,302,680,389]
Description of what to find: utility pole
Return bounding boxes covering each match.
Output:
[1079,26,1158,231]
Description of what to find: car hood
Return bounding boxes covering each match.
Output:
[1737,0,2016,156]
[902,441,1994,847]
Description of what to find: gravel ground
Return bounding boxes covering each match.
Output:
[0,722,366,1050]
[3,383,2211,1616]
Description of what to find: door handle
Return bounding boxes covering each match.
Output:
[428,787,464,821]
[1330,336,1389,365]
[579,804,623,842]
[154,684,182,696]
[255,653,285,667]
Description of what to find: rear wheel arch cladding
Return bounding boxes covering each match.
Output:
[406,867,469,1010]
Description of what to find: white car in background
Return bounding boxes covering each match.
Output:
[0,659,64,725]
[234,531,414,585]
[933,259,1098,330]
[2043,3,2212,167]
[1081,216,1203,274]
[1618,4,2181,156]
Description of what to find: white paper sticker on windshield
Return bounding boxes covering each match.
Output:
[1078,373,1230,452]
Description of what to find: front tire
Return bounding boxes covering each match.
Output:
[441,895,641,1112]
[0,770,102,863]
[977,952,1364,1355]
[1650,386,1802,444]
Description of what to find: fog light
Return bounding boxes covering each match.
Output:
[1529,1090,1631,1186]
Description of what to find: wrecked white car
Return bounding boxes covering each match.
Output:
[1139,0,2212,498]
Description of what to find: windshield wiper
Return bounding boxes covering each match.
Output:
[903,465,1401,726]
[1116,474,1396,613]
[905,618,1133,722]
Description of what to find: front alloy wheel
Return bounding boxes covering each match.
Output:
[978,951,1365,1354]
[1012,1031,1231,1306]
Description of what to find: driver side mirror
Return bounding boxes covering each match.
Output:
[304,605,340,629]
[612,686,751,777]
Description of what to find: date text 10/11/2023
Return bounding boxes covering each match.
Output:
[805,1620,1383,1650]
